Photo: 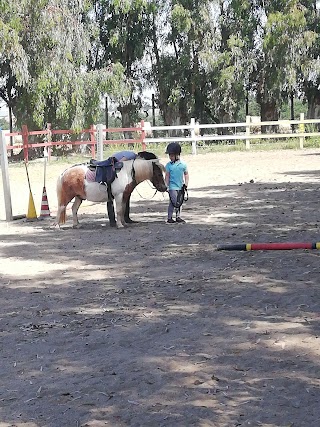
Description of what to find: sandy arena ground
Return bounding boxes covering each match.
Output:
[0,149,320,427]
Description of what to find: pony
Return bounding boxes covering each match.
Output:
[106,151,160,226]
[54,154,167,229]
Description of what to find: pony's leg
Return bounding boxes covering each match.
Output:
[71,196,83,228]
[54,205,67,227]
[114,194,126,228]
[107,200,117,227]
[124,195,137,223]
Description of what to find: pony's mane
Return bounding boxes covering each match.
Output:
[132,158,154,182]
[137,151,158,160]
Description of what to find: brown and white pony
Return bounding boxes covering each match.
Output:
[54,157,167,229]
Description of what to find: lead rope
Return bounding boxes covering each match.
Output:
[168,184,188,209]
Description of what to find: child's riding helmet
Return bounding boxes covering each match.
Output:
[165,142,181,155]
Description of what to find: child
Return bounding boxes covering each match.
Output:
[165,142,189,223]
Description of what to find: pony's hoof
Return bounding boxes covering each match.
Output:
[125,218,138,224]
[50,222,61,229]
[73,224,82,229]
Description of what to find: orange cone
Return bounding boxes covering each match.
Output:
[39,186,51,219]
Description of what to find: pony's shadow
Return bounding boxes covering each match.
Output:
[55,216,163,231]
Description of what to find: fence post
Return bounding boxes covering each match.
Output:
[190,117,197,155]
[0,130,13,221]
[245,116,251,150]
[47,123,52,162]
[96,123,104,160]
[90,124,96,159]
[140,120,146,151]
[22,124,29,162]
[299,113,305,149]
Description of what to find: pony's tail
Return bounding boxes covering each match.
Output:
[55,175,67,225]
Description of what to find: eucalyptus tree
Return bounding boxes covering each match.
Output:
[150,1,259,128]
[0,0,29,133]
[87,0,155,128]
[301,0,320,119]
[149,0,216,127]
[200,0,258,125]
[0,0,128,132]
[253,0,316,129]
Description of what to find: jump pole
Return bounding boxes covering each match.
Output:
[0,129,13,221]
[217,242,320,251]
[39,150,51,219]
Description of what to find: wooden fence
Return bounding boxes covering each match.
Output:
[3,113,320,162]
[1,114,320,221]
[3,123,145,163]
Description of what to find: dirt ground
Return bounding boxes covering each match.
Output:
[0,149,320,427]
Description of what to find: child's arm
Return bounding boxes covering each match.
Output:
[165,171,170,187]
[184,171,189,187]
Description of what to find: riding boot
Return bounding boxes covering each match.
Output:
[107,200,117,227]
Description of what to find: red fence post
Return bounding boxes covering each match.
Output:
[22,125,29,162]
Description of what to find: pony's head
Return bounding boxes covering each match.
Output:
[133,158,167,192]
[150,160,167,192]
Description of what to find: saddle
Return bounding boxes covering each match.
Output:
[89,157,123,185]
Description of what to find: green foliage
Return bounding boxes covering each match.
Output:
[0,117,9,129]
[1,0,320,136]
[0,0,129,132]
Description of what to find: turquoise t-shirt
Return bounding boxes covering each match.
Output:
[165,160,188,190]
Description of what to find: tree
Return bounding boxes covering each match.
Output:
[301,0,320,121]
[253,0,316,131]
[0,0,128,133]
[202,0,258,126]
[149,0,216,129]
[0,0,29,134]
[87,0,155,130]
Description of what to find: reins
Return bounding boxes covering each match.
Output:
[135,184,159,200]
[131,159,159,200]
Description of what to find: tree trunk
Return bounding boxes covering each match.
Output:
[260,100,279,133]
[118,104,134,143]
[305,82,320,131]
[306,90,320,119]
[290,91,295,132]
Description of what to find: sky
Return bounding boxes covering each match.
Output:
[0,101,9,121]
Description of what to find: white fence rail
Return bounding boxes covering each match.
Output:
[138,113,320,154]
[2,114,320,221]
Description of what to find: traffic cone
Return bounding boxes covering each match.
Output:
[26,192,38,221]
[39,186,51,219]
